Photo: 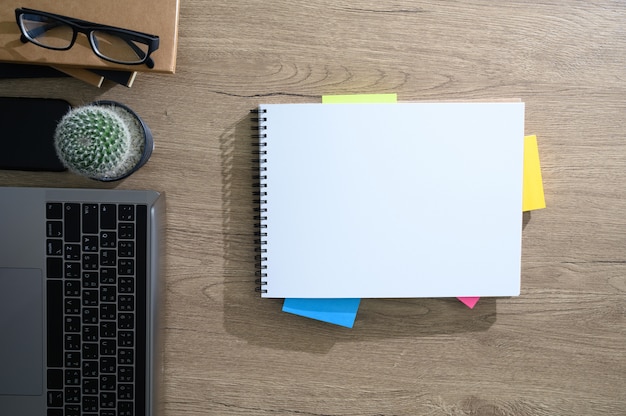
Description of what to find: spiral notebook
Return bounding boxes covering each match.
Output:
[254,102,525,298]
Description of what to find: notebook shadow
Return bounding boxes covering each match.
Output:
[219,113,497,354]
[523,211,531,230]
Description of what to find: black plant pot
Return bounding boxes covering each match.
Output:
[89,100,154,182]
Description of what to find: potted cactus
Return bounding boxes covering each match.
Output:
[54,100,153,181]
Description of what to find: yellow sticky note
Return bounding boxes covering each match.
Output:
[322,94,397,104]
[523,135,546,211]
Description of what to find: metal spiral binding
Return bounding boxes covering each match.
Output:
[251,108,268,293]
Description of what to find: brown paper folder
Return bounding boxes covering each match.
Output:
[0,0,179,73]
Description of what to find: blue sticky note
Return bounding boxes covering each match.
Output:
[282,298,361,328]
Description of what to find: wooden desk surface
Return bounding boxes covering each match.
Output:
[1,1,625,414]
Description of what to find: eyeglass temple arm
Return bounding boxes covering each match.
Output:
[125,40,154,68]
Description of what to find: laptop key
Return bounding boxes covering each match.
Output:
[118,400,134,416]
[64,386,81,403]
[118,223,134,239]
[83,378,98,395]
[82,325,98,342]
[65,280,81,297]
[118,313,134,329]
[118,241,135,257]
[100,374,116,391]
[82,204,99,234]
[118,384,133,400]
[65,352,80,368]
[47,221,63,237]
[64,262,81,279]
[46,390,63,407]
[119,277,134,293]
[82,307,99,324]
[100,391,116,408]
[47,369,63,389]
[82,394,99,413]
[100,303,117,320]
[64,244,80,260]
[83,342,99,360]
[82,253,99,270]
[101,249,117,266]
[64,369,80,385]
[64,333,80,350]
[64,317,80,334]
[101,321,117,338]
[46,202,63,219]
[82,289,98,306]
[118,349,134,365]
[83,362,98,379]
[46,257,63,279]
[118,204,135,221]
[64,298,80,315]
[118,366,134,382]
[100,285,117,302]
[118,260,134,276]
[47,239,63,256]
[100,357,116,373]
[100,204,117,229]
[101,338,117,356]
[100,231,117,248]
[82,274,99,289]
[100,267,117,284]
[63,203,80,242]
[46,280,63,367]
[82,235,98,252]
[118,331,134,347]
[118,294,134,311]
[64,405,80,416]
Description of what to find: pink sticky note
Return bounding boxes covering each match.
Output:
[457,297,480,308]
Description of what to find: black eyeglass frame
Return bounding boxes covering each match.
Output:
[15,7,160,68]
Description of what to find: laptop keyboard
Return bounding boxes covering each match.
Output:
[45,202,147,416]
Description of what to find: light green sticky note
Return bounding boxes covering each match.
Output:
[322,93,398,104]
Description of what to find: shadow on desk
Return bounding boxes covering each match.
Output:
[218,113,497,354]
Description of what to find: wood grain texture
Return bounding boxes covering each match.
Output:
[1,0,625,414]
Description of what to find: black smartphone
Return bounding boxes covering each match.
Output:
[0,97,71,171]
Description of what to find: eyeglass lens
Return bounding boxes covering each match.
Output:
[20,12,150,64]
[20,14,74,49]
[91,31,150,64]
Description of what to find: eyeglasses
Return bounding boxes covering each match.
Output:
[15,8,160,68]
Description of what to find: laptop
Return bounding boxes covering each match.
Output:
[0,187,165,416]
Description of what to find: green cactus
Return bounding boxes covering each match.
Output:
[54,104,145,180]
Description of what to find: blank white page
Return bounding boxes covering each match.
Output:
[258,102,525,298]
